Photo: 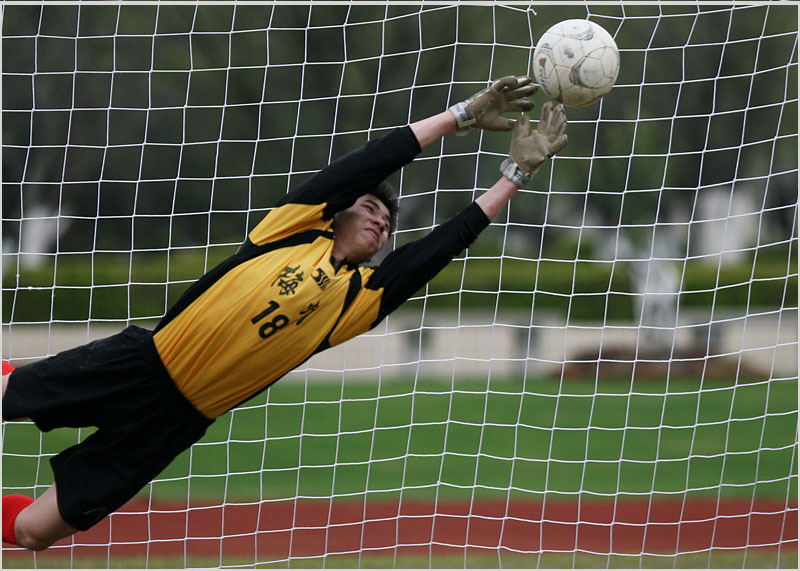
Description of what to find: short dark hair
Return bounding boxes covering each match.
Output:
[370,180,399,234]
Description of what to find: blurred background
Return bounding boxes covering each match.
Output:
[2,3,796,377]
[2,4,797,568]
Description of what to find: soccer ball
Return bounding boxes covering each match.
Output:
[533,19,620,107]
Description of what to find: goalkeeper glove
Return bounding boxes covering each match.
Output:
[448,76,537,135]
[500,101,568,187]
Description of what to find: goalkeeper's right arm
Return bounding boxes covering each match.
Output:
[410,75,538,147]
[272,75,538,216]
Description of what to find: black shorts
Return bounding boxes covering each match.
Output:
[3,325,213,531]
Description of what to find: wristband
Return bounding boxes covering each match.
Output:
[501,158,533,187]
[448,101,475,136]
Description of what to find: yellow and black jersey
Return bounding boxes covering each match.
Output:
[151,126,490,419]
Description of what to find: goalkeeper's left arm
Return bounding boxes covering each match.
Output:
[360,100,569,325]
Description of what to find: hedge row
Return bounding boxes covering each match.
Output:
[3,247,796,323]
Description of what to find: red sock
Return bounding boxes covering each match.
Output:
[2,495,34,545]
[1,361,13,375]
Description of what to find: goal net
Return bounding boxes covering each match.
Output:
[2,3,797,569]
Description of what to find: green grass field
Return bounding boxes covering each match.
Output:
[3,375,797,504]
[6,550,797,569]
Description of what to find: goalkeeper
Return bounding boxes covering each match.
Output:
[2,76,567,551]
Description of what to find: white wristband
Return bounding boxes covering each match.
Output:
[448,101,476,133]
[501,158,533,187]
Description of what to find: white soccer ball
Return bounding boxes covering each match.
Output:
[533,19,620,107]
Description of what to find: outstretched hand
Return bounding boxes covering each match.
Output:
[501,101,568,187]
[449,76,537,135]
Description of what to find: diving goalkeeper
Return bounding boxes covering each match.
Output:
[2,76,567,551]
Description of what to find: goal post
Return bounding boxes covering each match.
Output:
[2,3,797,568]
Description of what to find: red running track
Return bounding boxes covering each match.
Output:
[3,498,796,562]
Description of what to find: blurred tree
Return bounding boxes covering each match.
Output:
[2,3,795,285]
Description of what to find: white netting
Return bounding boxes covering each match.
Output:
[2,3,797,569]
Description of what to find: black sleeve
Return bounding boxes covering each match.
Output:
[277,126,421,219]
[366,201,491,325]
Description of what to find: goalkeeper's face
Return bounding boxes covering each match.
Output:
[333,194,391,264]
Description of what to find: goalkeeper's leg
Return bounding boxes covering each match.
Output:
[2,360,15,402]
[3,485,78,550]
